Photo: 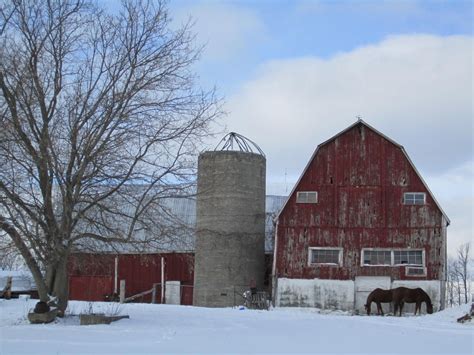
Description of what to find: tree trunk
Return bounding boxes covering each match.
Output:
[463,277,468,304]
[0,217,49,302]
[45,254,70,315]
[52,256,70,315]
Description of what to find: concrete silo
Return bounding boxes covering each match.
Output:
[193,133,266,307]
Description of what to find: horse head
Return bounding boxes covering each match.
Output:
[426,302,433,314]
[419,288,434,314]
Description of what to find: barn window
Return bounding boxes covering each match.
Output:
[362,250,391,265]
[394,250,423,266]
[296,191,318,203]
[403,192,425,205]
[361,248,425,267]
[308,247,342,266]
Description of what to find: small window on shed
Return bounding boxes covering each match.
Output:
[296,191,318,203]
[403,192,425,205]
[308,247,342,266]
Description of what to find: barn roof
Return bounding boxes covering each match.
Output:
[76,195,286,254]
[276,119,450,225]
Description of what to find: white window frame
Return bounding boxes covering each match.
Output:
[361,248,425,267]
[296,191,318,204]
[360,248,392,266]
[308,247,343,266]
[393,249,425,266]
[403,192,426,205]
[405,266,427,277]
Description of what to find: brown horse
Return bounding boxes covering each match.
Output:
[365,288,393,316]
[392,287,433,316]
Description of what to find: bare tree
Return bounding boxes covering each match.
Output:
[456,243,471,304]
[0,0,220,313]
[0,232,23,270]
[447,256,461,306]
[446,244,472,307]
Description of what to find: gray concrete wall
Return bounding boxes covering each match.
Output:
[193,151,266,307]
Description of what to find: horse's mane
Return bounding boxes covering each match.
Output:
[417,288,432,304]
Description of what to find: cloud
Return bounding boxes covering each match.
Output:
[174,2,265,61]
[225,34,472,255]
[425,161,473,255]
[226,34,472,177]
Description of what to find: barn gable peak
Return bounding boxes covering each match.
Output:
[275,119,450,225]
[318,119,402,150]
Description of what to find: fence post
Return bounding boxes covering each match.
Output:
[161,257,165,304]
[119,280,126,304]
[151,284,157,304]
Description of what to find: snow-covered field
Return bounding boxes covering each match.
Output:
[0,299,472,354]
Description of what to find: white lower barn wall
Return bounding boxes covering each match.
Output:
[392,280,442,313]
[276,278,442,313]
[276,278,355,311]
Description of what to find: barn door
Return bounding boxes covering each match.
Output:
[354,276,391,315]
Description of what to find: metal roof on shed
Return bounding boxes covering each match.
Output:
[76,195,286,254]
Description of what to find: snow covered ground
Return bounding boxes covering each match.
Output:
[0,299,472,354]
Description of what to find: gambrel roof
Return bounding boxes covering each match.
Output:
[276,119,450,225]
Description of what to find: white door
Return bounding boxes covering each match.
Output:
[354,276,391,315]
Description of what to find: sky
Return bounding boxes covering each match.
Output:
[168,0,473,255]
[1,0,471,296]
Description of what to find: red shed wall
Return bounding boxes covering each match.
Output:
[68,253,194,304]
[275,123,446,281]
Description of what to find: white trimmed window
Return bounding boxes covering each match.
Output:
[362,249,391,265]
[308,247,342,266]
[403,192,426,205]
[394,250,423,265]
[361,248,425,267]
[296,191,318,203]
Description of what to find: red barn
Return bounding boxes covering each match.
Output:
[272,120,449,313]
[68,252,195,305]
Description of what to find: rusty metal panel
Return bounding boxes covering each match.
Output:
[68,253,115,276]
[67,254,115,301]
[163,253,194,284]
[69,275,113,301]
[117,254,162,302]
[276,123,445,282]
[181,285,194,305]
[118,253,194,303]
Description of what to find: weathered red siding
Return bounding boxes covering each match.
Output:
[275,122,447,281]
[68,253,194,305]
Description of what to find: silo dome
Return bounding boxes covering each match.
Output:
[193,133,266,307]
